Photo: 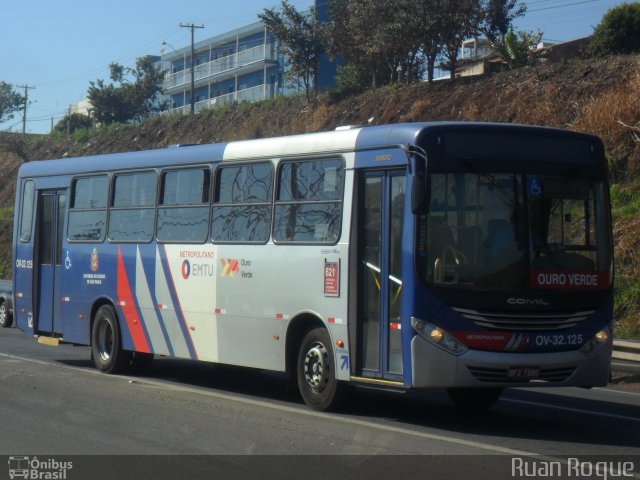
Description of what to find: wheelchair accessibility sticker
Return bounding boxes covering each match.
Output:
[528,177,544,197]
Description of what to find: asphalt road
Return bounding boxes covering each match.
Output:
[1,327,639,480]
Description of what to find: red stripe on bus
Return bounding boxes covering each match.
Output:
[117,248,150,353]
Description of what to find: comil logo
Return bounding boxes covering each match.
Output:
[8,456,73,479]
[507,297,549,306]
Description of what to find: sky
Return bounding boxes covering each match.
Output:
[0,0,632,134]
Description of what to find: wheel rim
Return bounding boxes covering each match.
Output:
[303,341,329,393]
[96,318,113,361]
[0,304,6,325]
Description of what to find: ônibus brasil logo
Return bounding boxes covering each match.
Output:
[8,456,73,479]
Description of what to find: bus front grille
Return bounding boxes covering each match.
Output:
[453,308,595,331]
[467,366,576,383]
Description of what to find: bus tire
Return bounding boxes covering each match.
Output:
[297,327,344,411]
[447,387,502,411]
[91,305,131,374]
[0,300,12,328]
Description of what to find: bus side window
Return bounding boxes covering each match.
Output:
[273,158,344,243]
[19,180,35,243]
[68,175,108,242]
[157,168,210,243]
[108,172,156,243]
[212,163,272,243]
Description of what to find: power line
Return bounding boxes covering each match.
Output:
[526,0,598,13]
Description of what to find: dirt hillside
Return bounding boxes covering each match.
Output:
[1,53,639,335]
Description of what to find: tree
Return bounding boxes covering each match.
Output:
[387,0,424,84]
[480,0,526,43]
[0,82,25,125]
[87,55,165,125]
[87,79,131,125]
[259,0,325,103]
[326,0,422,88]
[53,113,93,134]
[415,0,447,83]
[439,0,483,79]
[495,29,544,69]
[589,3,640,56]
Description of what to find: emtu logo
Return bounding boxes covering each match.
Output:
[220,259,239,277]
[181,259,191,279]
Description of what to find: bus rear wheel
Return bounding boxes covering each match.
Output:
[447,387,502,411]
[91,305,131,374]
[297,327,344,411]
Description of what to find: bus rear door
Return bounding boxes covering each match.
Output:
[34,190,67,335]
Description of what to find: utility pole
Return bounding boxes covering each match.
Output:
[15,84,35,134]
[180,22,204,115]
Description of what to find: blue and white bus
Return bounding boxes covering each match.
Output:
[12,122,613,411]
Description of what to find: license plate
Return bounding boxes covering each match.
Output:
[508,366,540,379]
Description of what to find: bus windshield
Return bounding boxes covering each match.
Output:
[417,172,612,292]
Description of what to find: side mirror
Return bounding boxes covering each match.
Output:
[411,154,429,214]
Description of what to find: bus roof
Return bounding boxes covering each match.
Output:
[17,122,601,178]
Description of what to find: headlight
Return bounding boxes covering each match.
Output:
[579,327,610,356]
[411,317,468,355]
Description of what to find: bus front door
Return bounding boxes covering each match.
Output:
[357,170,405,381]
[35,191,66,335]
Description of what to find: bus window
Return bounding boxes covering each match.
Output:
[19,180,35,243]
[274,159,344,243]
[157,168,210,243]
[212,163,272,243]
[67,175,108,242]
[108,171,156,242]
[39,195,54,265]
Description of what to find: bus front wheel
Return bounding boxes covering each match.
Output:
[447,387,503,411]
[297,327,344,411]
[91,305,131,374]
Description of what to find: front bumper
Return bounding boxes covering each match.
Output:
[411,335,612,388]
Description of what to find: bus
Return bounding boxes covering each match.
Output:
[12,122,613,411]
